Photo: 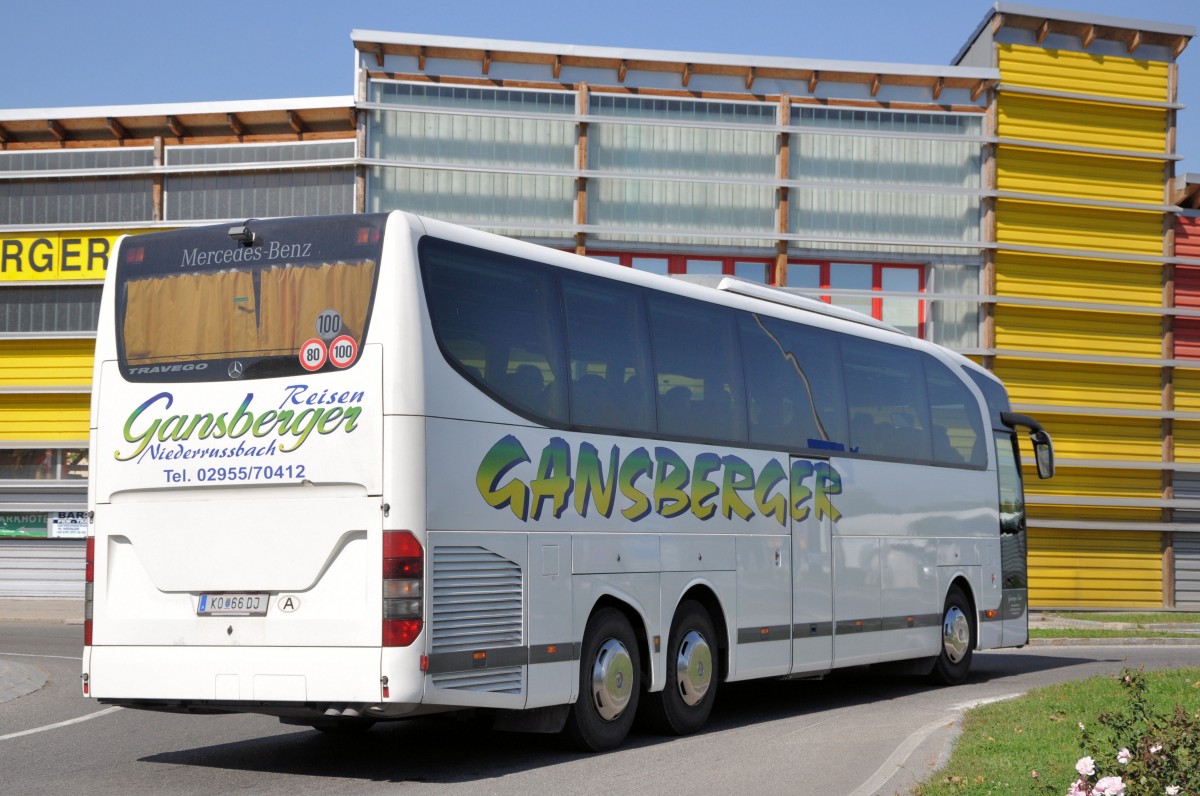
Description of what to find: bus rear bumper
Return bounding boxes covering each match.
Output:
[86,644,414,718]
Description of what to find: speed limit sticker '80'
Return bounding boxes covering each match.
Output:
[299,338,328,371]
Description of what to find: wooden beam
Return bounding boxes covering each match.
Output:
[1035,19,1050,44]
[418,46,426,71]
[1127,30,1142,55]
[554,54,562,79]
[1082,24,1096,49]
[166,115,188,138]
[47,119,67,141]
[932,76,944,101]
[373,43,384,68]
[618,59,627,82]
[991,13,1004,35]
[808,70,819,94]
[106,117,127,140]
[0,123,8,145]
[287,111,308,135]
[227,113,245,137]
[682,63,691,88]
[1174,36,1188,59]
[745,67,755,92]
[347,107,358,127]
[971,79,986,102]
[870,74,881,97]
[482,50,491,75]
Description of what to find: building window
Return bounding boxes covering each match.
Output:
[0,448,88,481]
[588,252,773,283]
[786,260,926,337]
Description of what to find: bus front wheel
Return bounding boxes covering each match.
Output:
[931,584,974,685]
[641,601,718,736]
[564,607,641,752]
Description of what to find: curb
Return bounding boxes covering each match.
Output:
[1028,636,1200,647]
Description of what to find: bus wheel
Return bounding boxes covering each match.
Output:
[641,600,718,736]
[564,607,641,752]
[931,584,974,685]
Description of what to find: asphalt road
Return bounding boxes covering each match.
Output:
[4,622,1200,796]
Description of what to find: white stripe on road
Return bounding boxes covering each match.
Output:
[0,651,82,661]
[0,707,122,741]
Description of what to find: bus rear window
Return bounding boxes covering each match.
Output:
[117,215,384,382]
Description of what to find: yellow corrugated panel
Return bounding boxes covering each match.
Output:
[998,93,1168,153]
[1170,421,1200,463]
[1029,505,1160,523]
[1014,413,1161,460]
[1029,528,1162,607]
[996,360,1161,409]
[996,146,1165,205]
[994,251,1162,305]
[1173,371,1200,413]
[996,199,1165,256]
[998,43,1170,102]
[0,339,95,389]
[0,394,89,442]
[994,306,1163,358]
[1023,466,1161,499]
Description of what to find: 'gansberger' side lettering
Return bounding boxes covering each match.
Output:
[115,384,363,462]
[476,435,842,527]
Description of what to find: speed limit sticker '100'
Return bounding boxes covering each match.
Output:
[329,335,358,368]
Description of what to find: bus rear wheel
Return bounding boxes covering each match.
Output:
[641,601,718,736]
[931,584,974,685]
[564,607,641,752]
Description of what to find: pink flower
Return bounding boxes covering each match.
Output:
[1117,748,1131,765]
[1150,743,1163,755]
[1093,776,1125,796]
[1076,756,1097,777]
[1066,780,1088,796]
[1165,787,1180,796]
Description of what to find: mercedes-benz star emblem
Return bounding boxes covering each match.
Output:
[227,361,244,379]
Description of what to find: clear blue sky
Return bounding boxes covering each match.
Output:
[1,0,1198,169]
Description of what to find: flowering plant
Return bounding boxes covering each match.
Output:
[1040,668,1199,796]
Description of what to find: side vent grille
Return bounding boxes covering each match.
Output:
[430,546,523,694]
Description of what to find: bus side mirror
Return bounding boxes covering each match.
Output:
[1031,429,1054,480]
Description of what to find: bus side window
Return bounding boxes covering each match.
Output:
[561,274,655,432]
[925,357,987,467]
[842,338,932,462]
[740,313,847,452]
[646,293,746,443]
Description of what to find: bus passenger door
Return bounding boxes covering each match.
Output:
[790,457,834,676]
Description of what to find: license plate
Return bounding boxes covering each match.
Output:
[197,593,268,616]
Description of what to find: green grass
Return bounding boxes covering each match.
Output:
[1052,612,1200,624]
[1030,628,1200,640]
[912,668,1200,795]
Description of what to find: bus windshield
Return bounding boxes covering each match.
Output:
[116,214,385,382]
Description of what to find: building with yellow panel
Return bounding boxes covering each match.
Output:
[0,4,1197,605]
[957,5,1189,607]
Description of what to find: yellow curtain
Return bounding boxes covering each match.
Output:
[257,260,377,354]
[123,270,256,364]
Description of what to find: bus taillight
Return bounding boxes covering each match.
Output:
[84,536,94,647]
[383,531,423,647]
[355,226,381,245]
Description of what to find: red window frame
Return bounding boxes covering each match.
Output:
[786,260,926,338]
[588,252,775,283]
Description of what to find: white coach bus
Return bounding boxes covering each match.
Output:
[83,211,1053,751]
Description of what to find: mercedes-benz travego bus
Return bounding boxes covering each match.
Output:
[83,211,1053,751]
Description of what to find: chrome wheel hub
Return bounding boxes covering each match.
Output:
[591,638,634,721]
[942,606,970,663]
[675,630,713,707]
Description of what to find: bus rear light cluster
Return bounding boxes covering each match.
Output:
[84,536,95,646]
[382,531,423,647]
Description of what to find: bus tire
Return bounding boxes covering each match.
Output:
[563,607,641,752]
[931,584,974,685]
[641,600,718,736]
